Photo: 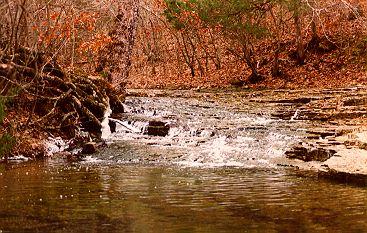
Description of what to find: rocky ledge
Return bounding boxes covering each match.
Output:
[276,128,367,186]
[252,86,367,186]
[127,87,367,186]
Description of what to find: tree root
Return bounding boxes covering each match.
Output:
[0,47,125,139]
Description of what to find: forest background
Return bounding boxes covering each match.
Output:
[131,0,367,89]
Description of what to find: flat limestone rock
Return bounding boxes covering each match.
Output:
[356,131,367,143]
[324,148,367,175]
[275,130,367,185]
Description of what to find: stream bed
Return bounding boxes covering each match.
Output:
[1,87,367,232]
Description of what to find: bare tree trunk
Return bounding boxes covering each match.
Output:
[269,7,282,77]
[102,0,140,89]
[242,45,261,83]
[95,0,139,113]
[294,3,305,65]
[272,46,281,77]
[307,0,320,51]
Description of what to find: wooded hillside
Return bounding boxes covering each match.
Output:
[130,0,367,89]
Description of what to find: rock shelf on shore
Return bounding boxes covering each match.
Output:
[126,87,367,183]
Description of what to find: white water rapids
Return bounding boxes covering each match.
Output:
[94,94,301,168]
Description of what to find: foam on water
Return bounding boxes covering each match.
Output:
[45,137,69,156]
[7,155,30,162]
[82,155,105,164]
[173,130,295,168]
[101,105,113,140]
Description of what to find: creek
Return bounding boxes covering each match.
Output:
[0,87,366,232]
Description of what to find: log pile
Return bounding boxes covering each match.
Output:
[0,47,125,139]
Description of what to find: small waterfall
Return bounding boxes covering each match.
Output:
[290,109,300,121]
[101,104,113,140]
[109,118,143,133]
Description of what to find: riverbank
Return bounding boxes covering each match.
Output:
[0,50,125,162]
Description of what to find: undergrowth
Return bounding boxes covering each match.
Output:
[0,98,15,159]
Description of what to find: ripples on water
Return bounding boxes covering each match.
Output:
[0,162,366,232]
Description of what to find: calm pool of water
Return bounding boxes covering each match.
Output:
[0,161,366,232]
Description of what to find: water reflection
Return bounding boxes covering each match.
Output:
[0,161,366,232]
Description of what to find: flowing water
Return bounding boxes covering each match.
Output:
[1,88,367,232]
[102,92,302,167]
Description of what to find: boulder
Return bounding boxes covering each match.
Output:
[108,120,117,133]
[82,142,98,154]
[285,145,337,162]
[145,121,170,137]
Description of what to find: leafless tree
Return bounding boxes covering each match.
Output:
[98,0,140,90]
